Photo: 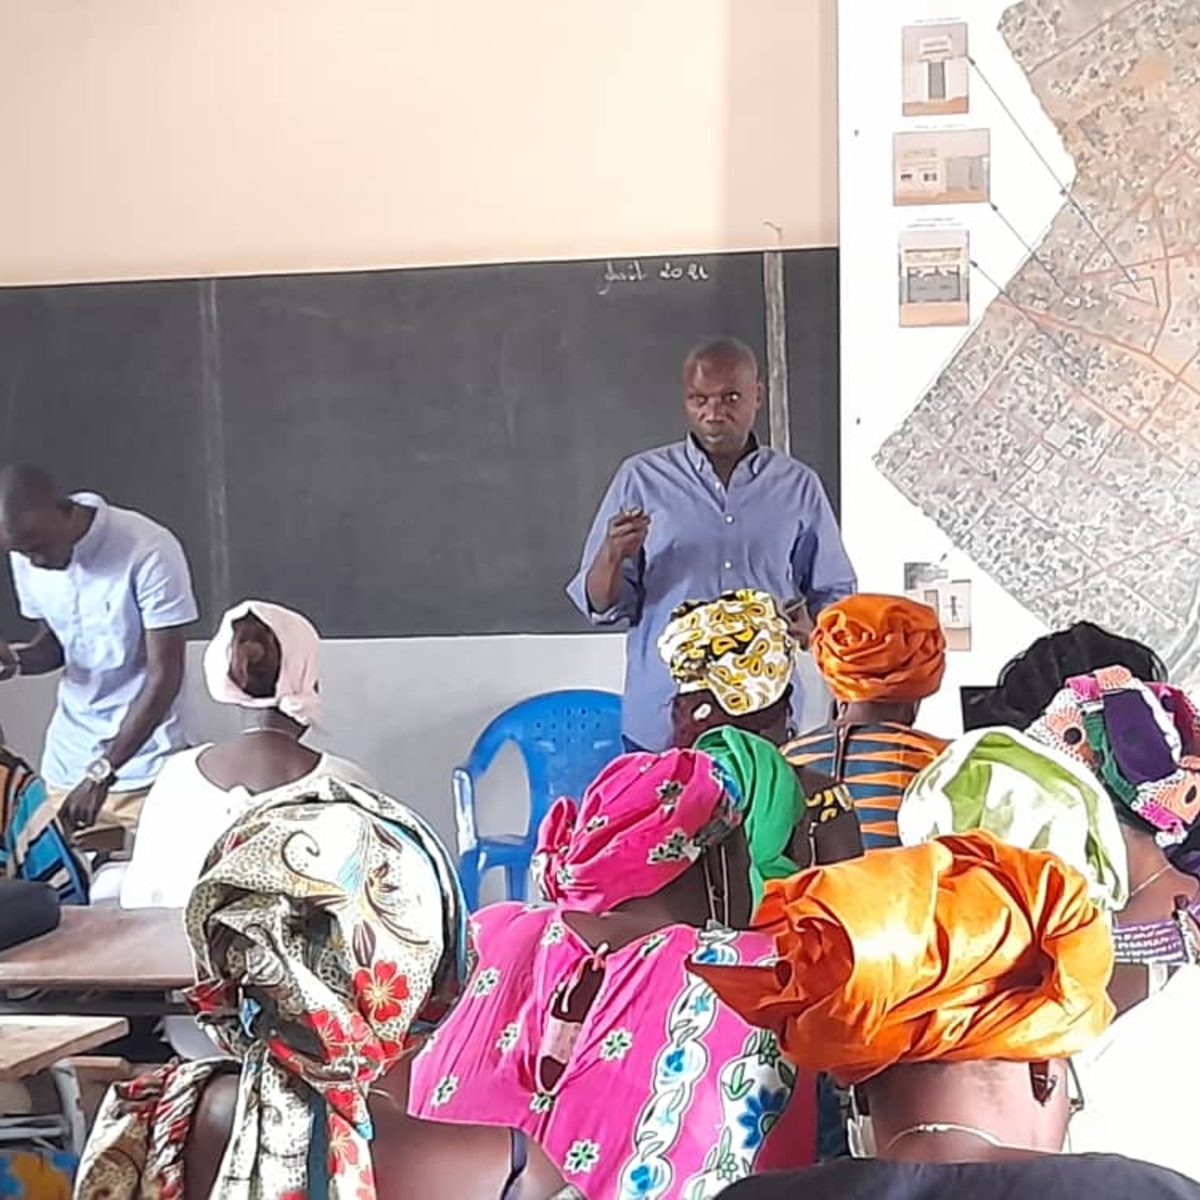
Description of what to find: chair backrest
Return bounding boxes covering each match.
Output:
[463,689,623,839]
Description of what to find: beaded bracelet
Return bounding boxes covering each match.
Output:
[1112,895,1200,966]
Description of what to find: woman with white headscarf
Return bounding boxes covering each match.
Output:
[117,600,371,910]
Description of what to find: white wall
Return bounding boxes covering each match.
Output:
[837,0,1071,736]
[0,638,832,854]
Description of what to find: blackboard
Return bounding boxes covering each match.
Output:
[0,250,839,638]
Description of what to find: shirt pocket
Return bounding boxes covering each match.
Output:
[75,594,138,672]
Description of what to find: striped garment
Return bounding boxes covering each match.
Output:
[0,746,89,903]
[783,723,948,850]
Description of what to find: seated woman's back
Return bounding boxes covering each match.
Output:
[187,1073,568,1200]
[411,750,818,1198]
[787,593,950,851]
[81,780,563,1200]
[120,601,370,909]
[412,902,813,1196]
[195,733,321,793]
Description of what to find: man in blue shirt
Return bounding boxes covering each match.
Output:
[0,465,198,847]
[568,338,857,751]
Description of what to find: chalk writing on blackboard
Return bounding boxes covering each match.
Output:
[597,259,712,295]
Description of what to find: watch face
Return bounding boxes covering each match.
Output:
[88,758,112,783]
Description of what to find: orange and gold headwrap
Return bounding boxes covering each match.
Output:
[691,831,1114,1086]
[809,593,946,703]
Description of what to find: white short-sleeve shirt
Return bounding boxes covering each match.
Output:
[9,492,199,789]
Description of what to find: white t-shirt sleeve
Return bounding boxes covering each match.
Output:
[134,534,199,631]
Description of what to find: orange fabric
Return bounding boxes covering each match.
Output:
[691,831,1114,1086]
[752,877,791,937]
[809,594,946,703]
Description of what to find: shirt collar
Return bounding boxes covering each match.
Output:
[684,433,765,478]
[69,492,110,566]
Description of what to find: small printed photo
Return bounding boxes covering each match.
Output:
[903,562,972,651]
[899,229,970,327]
[893,128,990,206]
[902,22,970,116]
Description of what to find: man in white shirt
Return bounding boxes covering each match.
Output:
[0,465,198,848]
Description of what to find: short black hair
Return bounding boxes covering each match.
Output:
[0,464,59,528]
[683,337,759,380]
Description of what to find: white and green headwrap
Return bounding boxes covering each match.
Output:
[898,727,1129,911]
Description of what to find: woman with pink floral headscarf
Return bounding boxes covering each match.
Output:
[410,748,817,1199]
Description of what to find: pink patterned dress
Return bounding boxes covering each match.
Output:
[411,902,816,1200]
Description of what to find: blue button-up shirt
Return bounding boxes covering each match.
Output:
[9,493,199,790]
[568,439,857,750]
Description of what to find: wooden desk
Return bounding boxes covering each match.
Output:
[0,1016,129,1080]
[0,907,193,992]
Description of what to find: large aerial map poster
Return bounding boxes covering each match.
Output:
[839,0,1200,718]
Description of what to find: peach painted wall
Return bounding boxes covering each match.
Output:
[0,0,837,284]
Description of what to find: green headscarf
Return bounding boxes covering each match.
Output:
[898,727,1129,911]
[695,726,804,905]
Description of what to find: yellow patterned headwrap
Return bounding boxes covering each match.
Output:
[658,589,796,717]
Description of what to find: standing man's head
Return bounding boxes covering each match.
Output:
[682,338,763,460]
[0,465,80,571]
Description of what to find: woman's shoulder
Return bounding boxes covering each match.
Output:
[153,745,212,784]
[469,901,563,953]
[781,728,836,766]
[312,752,375,788]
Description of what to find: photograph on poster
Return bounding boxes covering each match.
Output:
[898,228,970,326]
[902,21,970,116]
[904,561,972,651]
[893,128,990,206]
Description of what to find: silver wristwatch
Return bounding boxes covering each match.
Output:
[85,756,115,785]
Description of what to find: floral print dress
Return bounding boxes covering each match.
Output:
[411,903,816,1200]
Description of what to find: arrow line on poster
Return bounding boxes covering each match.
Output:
[988,202,1071,298]
[970,257,1088,371]
[967,54,1138,287]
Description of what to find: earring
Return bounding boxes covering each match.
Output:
[1029,1061,1058,1106]
[701,847,730,929]
[718,842,731,927]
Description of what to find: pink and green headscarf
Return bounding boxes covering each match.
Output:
[533,748,745,912]
[1028,665,1200,846]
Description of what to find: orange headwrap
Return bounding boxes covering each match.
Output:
[809,594,946,703]
[690,831,1114,1086]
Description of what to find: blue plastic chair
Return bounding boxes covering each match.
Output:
[453,689,622,909]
